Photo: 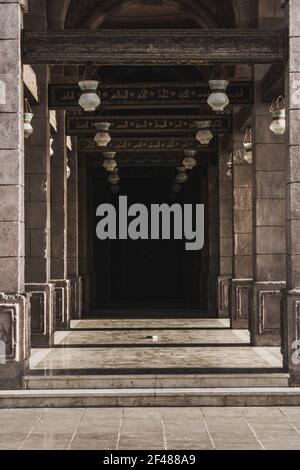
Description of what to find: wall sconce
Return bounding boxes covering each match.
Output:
[243,128,252,163]
[24,98,33,139]
[270,96,286,135]
[50,136,54,157]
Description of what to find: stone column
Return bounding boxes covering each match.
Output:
[0,0,31,388]
[250,66,286,346]
[207,158,219,315]
[282,0,300,384]
[230,129,253,329]
[218,136,233,317]
[50,111,70,329]
[67,139,82,319]
[24,66,54,347]
[78,154,90,314]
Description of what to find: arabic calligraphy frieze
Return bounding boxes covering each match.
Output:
[66,114,232,135]
[49,82,253,108]
[78,137,216,153]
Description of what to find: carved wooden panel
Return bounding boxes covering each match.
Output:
[78,136,217,153]
[22,29,286,65]
[49,82,253,109]
[66,114,232,136]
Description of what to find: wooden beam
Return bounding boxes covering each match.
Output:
[78,136,217,153]
[22,29,286,65]
[49,82,253,109]
[88,154,209,168]
[261,64,284,103]
[67,114,232,136]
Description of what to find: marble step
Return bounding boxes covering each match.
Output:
[1,387,300,408]
[24,373,289,390]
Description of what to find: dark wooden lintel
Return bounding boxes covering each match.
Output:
[78,136,217,153]
[67,114,232,136]
[49,82,253,109]
[22,29,286,65]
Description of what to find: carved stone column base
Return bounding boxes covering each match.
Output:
[217,276,231,318]
[0,293,31,389]
[250,281,285,347]
[51,280,71,330]
[25,283,55,348]
[230,279,252,329]
[281,289,300,385]
[69,276,82,319]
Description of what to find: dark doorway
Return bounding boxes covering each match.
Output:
[89,162,209,312]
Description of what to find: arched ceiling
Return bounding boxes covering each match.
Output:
[64,0,236,30]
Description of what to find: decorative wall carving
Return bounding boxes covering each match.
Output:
[0,307,17,360]
[78,136,217,153]
[258,290,282,335]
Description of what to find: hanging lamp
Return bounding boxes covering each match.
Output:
[94,122,111,147]
[176,166,188,184]
[243,127,253,164]
[182,150,197,170]
[24,99,34,139]
[78,63,101,112]
[269,95,286,135]
[196,121,213,144]
[207,66,230,112]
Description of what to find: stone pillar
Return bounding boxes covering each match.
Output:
[218,136,233,317]
[24,66,54,347]
[250,66,286,346]
[50,111,70,329]
[0,0,31,388]
[230,129,253,329]
[78,155,90,314]
[282,0,300,384]
[207,158,219,315]
[67,139,82,319]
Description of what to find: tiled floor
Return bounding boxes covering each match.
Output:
[1,407,300,450]
[29,319,282,373]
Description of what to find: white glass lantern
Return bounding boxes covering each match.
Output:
[24,99,34,139]
[78,80,101,112]
[227,153,233,178]
[207,80,229,112]
[50,137,54,157]
[24,112,33,139]
[111,184,120,194]
[103,159,117,172]
[108,172,120,185]
[182,150,197,170]
[243,128,252,164]
[103,151,116,160]
[172,183,182,193]
[196,121,213,145]
[94,122,111,147]
[176,167,188,184]
[270,96,286,135]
